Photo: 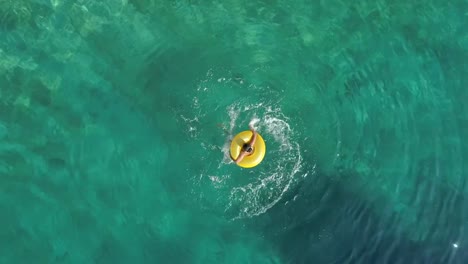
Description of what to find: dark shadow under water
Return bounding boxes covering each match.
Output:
[248,158,468,264]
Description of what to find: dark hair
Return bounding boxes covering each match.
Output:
[242,144,253,153]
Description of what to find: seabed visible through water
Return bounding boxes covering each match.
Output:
[0,0,467,263]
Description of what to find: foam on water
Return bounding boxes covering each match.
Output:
[179,69,304,219]
[225,103,303,219]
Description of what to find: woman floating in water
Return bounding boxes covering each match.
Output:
[233,124,258,164]
[220,118,265,168]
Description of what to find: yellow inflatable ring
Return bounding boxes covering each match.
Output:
[230,131,266,168]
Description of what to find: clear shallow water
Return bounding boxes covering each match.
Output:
[1,0,467,263]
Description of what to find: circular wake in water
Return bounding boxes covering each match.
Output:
[223,102,303,219]
[179,69,303,219]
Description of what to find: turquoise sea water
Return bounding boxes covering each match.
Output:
[1,0,467,263]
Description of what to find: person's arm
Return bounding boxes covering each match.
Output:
[248,128,257,146]
[235,151,248,164]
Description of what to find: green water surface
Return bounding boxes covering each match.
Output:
[0,0,467,263]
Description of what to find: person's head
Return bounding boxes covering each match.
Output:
[242,143,253,153]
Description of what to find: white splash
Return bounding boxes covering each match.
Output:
[224,102,303,219]
[181,70,304,219]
